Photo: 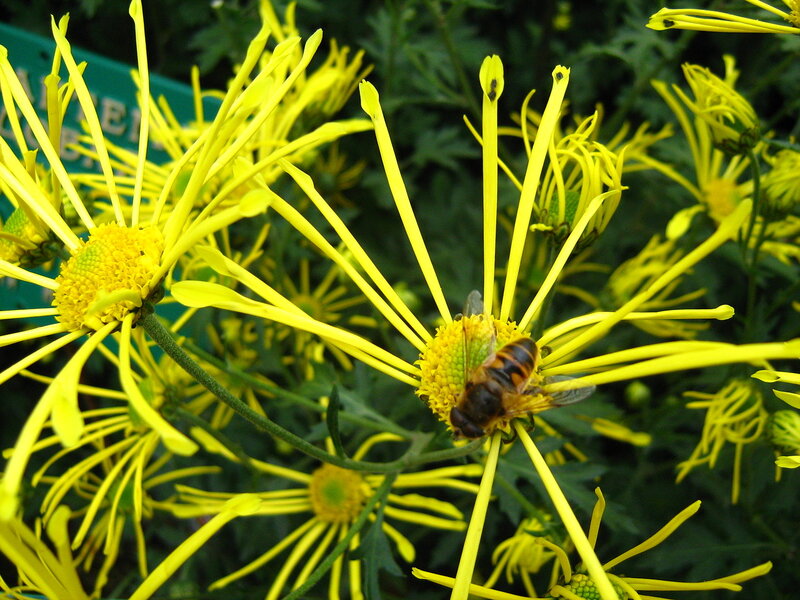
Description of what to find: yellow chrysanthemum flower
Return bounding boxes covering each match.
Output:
[160,432,480,600]
[172,55,800,600]
[676,379,769,503]
[679,59,760,155]
[530,114,624,246]
[651,58,756,239]
[414,488,772,599]
[483,512,564,597]
[9,341,226,596]
[0,37,74,268]
[0,495,264,600]
[0,0,335,520]
[648,1,800,35]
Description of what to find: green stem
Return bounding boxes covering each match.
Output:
[743,148,762,257]
[282,472,398,600]
[143,312,482,471]
[183,340,413,438]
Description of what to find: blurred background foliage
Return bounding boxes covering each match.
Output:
[1,1,799,598]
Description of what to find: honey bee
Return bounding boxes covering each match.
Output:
[449,291,594,439]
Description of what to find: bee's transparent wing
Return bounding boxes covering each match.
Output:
[543,375,595,406]
[461,290,496,379]
[463,289,485,317]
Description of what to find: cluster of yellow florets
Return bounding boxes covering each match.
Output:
[53,223,164,331]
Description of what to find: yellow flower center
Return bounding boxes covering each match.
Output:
[702,178,739,222]
[558,573,628,600]
[416,315,540,436]
[53,224,164,331]
[308,464,366,523]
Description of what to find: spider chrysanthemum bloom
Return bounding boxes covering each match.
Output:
[678,57,760,155]
[648,2,800,35]
[0,495,263,600]
[172,55,800,600]
[676,379,769,503]
[762,149,800,216]
[0,199,58,267]
[0,0,331,519]
[413,488,773,599]
[531,114,624,246]
[163,432,480,600]
[482,513,562,597]
[650,59,755,239]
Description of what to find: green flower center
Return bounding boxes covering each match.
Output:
[0,207,50,265]
[53,223,164,331]
[555,573,628,600]
[308,464,366,523]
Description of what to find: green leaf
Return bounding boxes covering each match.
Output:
[350,508,403,600]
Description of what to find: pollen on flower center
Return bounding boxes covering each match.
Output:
[415,314,537,435]
[53,223,164,331]
[308,464,366,523]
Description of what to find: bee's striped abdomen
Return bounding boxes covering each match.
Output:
[485,337,538,389]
